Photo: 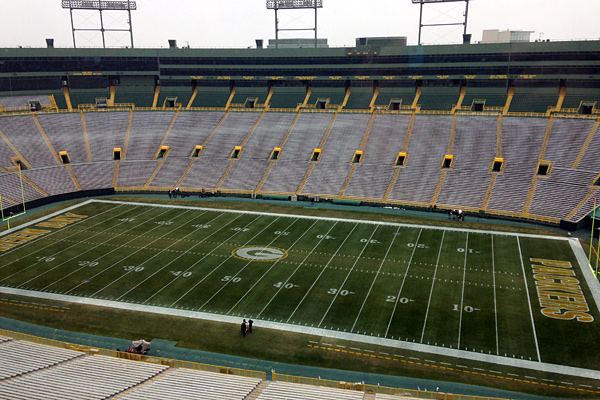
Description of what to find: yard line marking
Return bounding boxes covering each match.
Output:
[456,365,468,369]
[457,232,469,350]
[7,206,155,287]
[229,219,317,315]
[420,231,445,343]
[491,234,499,356]
[0,202,125,261]
[58,207,177,294]
[145,213,249,304]
[199,217,285,309]
[517,236,542,363]
[286,222,355,322]
[87,210,200,297]
[385,229,423,338]
[474,367,485,371]
[351,226,398,332]
[490,370,502,374]
[0,204,130,275]
[318,225,380,328]
[169,214,266,307]
[117,211,231,301]
[37,206,164,290]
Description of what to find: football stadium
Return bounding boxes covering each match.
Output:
[1,1,600,399]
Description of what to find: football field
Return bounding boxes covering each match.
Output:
[1,199,599,371]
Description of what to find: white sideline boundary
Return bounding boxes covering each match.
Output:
[2,199,600,380]
[1,286,600,381]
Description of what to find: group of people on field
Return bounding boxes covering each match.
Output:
[241,319,253,337]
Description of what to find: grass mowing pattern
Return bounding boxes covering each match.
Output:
[1,200,598,371]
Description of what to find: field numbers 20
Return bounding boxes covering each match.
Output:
[407,243,428,249]
[386,296,410,304]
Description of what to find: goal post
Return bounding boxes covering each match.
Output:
[0,165,27,230]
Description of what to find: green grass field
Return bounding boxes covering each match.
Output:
[1,199,599,373]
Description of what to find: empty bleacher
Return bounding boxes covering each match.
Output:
[126,111,176,161]
[192,86,232,108]
[85,111,129,162]
[0,115,57,168]
[256,381,365,400]
[71,162,115,191]
[487,117,548,213]
[345,114,411,199]
[0,95,51,109]
[180,112,262,189]
[260,113,335,193]
[37,113,88,163]
[0,339,83,380]
[388,115,454,204]
[0,108,600,224]
[117,368,262,400]
[220,112,295,191]
[345,87,374,110]
[436,116,498,209]
[302,114,371,196]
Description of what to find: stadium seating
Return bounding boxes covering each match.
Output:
[0,95,51,109]
[0,338,422,400]
[345,114,411,199]
[220,112,295,191]
[1,107,600,224]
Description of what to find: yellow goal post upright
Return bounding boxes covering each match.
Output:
[0,164,27,230]
[589,198,600,279]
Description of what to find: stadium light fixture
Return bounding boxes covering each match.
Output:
[411,0,471,45]
[266,0,324,49]
[61,0,137,48]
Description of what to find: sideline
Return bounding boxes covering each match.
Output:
[1,286,600,381]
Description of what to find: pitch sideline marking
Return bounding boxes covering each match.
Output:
[87,199,572,241]
[3,286,600,382]
[517,236,542,362]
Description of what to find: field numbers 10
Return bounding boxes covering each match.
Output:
[273,282,298,289]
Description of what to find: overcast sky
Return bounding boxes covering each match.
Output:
[0,0,599,49]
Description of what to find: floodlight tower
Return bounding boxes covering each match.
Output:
[61,0,137,48]
[266,0,323,49]
[411,0,470,45]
